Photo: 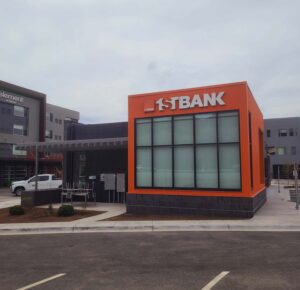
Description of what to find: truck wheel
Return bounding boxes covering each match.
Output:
[15,188,24,196]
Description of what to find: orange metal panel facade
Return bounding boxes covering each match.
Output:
[127,81,265,216]
[127,82,266,217]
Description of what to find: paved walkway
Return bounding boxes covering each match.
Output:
[0,185,299,234]
[0,188,20,209]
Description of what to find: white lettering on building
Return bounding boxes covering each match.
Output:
[155,92,225,111]
[0,90,24,104]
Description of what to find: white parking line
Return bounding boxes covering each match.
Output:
[201,271,230,290]
[17,273,66,290]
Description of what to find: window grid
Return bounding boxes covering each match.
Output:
[135,110,241,191]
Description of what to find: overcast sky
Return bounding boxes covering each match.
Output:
[1,0,299,123]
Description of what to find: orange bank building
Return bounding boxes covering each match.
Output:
[127,81,265,217]
[18,81,266,218]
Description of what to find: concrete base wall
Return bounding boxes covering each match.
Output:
[127,189,266,218]
[21,189,62,207]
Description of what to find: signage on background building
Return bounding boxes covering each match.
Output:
[0,90,24,104]
[144,91,225,112]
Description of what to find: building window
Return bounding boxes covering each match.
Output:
[50,113,53,122]
[195,113,217,188]
[266,129,271,137]
[13,105,25,117]
[59,119,62,125]
[291,146,296,155]
[55,118,58,123]
[45,130,53,139]
[135,111,241,190]
[13,124,24,136]
[136,119,152,187]
[278,129,288,137]
[153,117,172,187]
[289,128,294,136]
[249,112,253,190]
[174,115,194,187]
[277,147,286,155]
[259,129,264,184]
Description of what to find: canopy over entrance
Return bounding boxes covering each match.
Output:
[16,137,128,152]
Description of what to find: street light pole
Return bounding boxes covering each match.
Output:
[277,166,280,193]
[294,163,299,210]
[35,144,38,191]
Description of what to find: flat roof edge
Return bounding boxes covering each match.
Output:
[0,80,46,99]
[128,81,247,98]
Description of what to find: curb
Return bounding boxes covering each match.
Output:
[1,223,300,235]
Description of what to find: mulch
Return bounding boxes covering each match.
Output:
[104,213,247,221]
[0,207,105,223]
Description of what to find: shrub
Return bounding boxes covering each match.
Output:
[58,205,75,217]
[9,205,25,216]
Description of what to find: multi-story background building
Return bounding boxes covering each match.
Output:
[0,80,79,187]
[264,117,300,178]
[46,103,79,142]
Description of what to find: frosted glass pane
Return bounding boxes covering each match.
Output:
[174,146,194,187]
[174,115,193,144]
[154,147,172,187]
[218,112,239,143]
[136,119,151,146]
[196,145,218,188]
[153,117,172,145]
[136,148,152,187]
[219,144,241,189]
[195,113,216,144]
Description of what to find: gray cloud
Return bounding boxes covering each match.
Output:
[0,0,299,123]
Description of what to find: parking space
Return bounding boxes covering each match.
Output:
[0,232,300,289]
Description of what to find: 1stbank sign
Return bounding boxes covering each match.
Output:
[144,91,225,112]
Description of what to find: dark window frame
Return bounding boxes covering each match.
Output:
[278,129,288,137]
[134,110,242,191]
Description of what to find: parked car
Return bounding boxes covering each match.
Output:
[11,174,62,196]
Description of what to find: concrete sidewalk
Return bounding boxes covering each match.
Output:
[0,185,299,235]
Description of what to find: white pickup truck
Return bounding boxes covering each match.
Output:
[11,174,62,196]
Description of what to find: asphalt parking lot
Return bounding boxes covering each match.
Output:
[0,232,300,290]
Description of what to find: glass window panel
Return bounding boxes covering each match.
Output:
[14,105,25,117]
[219,144,241,189]
[277,147,286,155]
[13,124,24,136]
[195,113,216,144]
[38,176,49,181]
[136,147,152,187]
[154,147,172,187]
[174,115,193,144]
[153,117,172,145]
[196,145,218,188]
[218,112,239,143]
[136,119,151,146]
[174,145,194,187]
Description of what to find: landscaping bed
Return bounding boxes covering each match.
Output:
[104,213,247,221]
[0,207,105,223]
